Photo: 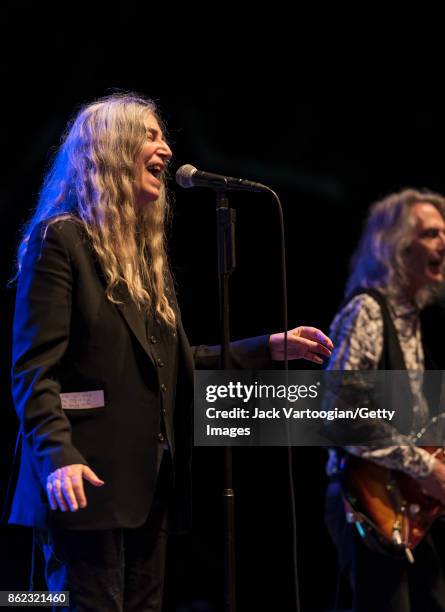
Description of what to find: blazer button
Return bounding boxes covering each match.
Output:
[158,433,165,443]
[162,408,167,416]
[150,335,157,344]
[157,358,165,368]
[160,384,167,392]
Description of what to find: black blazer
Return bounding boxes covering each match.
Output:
[9,219,271,530]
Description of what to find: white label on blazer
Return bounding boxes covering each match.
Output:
[60,390,105,410]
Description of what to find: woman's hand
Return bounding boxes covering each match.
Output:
[269,326,333,364]
[46,464,105,512]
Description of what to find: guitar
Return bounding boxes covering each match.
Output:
[341,447,445,563]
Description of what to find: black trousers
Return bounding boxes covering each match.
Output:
[325,478,445,612]
[37,452,173,612]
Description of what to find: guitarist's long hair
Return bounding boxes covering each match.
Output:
[346,188,445,306]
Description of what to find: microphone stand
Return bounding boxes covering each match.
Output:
[216,190,237,611]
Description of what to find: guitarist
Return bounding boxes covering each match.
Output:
[325,188,445,612]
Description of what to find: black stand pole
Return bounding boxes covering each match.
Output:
[216,191,237,612]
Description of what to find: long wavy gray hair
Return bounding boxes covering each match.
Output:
[16,92,176,327]
[346,188,445,305]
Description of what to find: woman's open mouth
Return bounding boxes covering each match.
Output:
[145,164,163,183]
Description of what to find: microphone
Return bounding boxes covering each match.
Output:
[175,164,269,193]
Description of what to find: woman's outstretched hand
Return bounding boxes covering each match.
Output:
[269,326,333,364]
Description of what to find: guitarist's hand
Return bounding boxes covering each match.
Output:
[418,458,445,504]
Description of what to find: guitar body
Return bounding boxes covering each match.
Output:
[342,448,445,556]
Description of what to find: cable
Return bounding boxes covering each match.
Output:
[268,188,300,612]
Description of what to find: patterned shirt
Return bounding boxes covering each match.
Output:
[326,290,435,478]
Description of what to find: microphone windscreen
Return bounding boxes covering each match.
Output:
[175,164,197,189]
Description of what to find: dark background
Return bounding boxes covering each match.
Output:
[2,56,445,612]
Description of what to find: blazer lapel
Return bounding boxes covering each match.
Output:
[80,229,155,365]
[114,284,155,365]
